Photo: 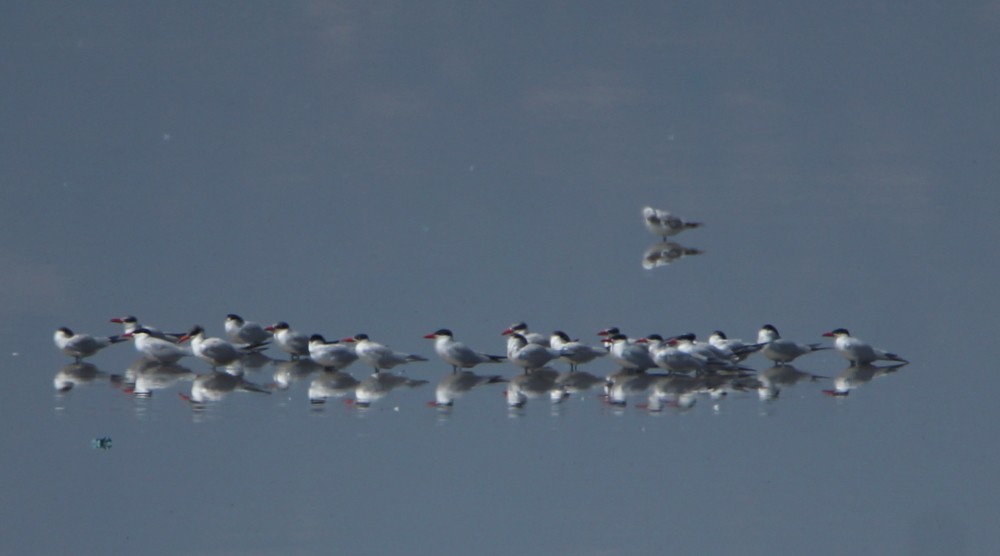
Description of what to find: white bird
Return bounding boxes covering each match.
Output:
[822,328,908,367]
[501,322,549,346]
[224,314,272,347]
[308,334,358,371]
[605,333,655,372]
[642,206,702,241]
[266,322,310,360]
[673,333,747,371]
[342,333,427,373]
[549,331,607,372]
[504,333,561,373]
[128,327,191,364]
[644,335,706,374]
[708,330,763,362]
[110,316,183,342]
[53,327,127,362]
[424,328,505,373]
[757,324,829,366]
[178,325,251,369]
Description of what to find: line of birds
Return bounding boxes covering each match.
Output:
[53,315,908,408]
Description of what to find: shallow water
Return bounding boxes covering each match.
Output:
[3,3,999,555]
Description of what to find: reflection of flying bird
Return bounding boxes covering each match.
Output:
[266,322,310,360]
[642,206,702,241]
[642,242,703,269]
[822,328,908,367]
[342,334,428,373]
[424,329,506,373]
[308,335,358,371]
[757,324,829,366]
[54,327,127,362]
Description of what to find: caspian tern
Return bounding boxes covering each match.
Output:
[757,324,829,366]
[110,316,183,342]
[342,333,427,373]
[501,322,549,346]
[673,333,748,371]
[53,327,127,362]
[266,322,310,360]
[549,331,607,372]
[644,335,706,374]
[127,327,191,364]
[605,333,655,371]
[178,325,252,369]
[708,331,764,362]
[424,328,506,373]
[822,328,908,367]
[505,333,561,373]
[642,206,702,241]
[307,334,358,371]
[224,314,272,347]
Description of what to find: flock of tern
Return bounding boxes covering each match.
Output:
[51,208,909,409]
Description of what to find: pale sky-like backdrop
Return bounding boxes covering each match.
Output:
[2,2,999,555]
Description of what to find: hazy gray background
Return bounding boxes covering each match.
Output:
[2,2,998,555]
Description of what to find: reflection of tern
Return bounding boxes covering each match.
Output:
[127,328,191,364]
[646,374,704,411]
[308,335,357,371]
[224,314,272,347]
[342,334,428,373]
[824,363,906,396]
[642,206,702,240]
[642,242,703,269]
[266,322,310,360]
[757,324,829,366]
[424,329,505,373]
[272,359,321,390]
[432,370,506,407]
[308,370,360,404]
[549,331,606,371]
[53,362,118,392]
[126,360,196,397]
[822,328,908,367]
[756,365,826,400]
[604,368,660,406]
[506,368,562,407]
[184,370,271,403]
[54,327,127,362]
[353,372,428,407]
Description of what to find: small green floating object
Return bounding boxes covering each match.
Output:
[91,436,112,450]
